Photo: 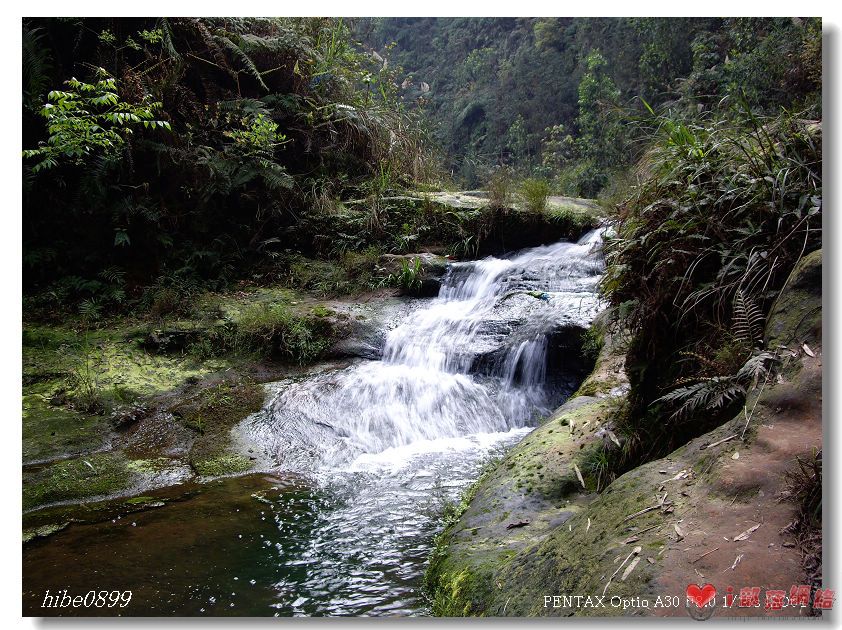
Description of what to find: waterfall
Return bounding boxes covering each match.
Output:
[246,230,605,474]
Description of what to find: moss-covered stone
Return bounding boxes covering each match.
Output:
[22,387,111,464]
[426,316,630,615]
[765,248,822,349]
[22,522,69,544]
[174,379,267,477]
[23,451,135,511]
[427,249,823,617]
[191,453,253,477]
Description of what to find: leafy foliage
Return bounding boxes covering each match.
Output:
[234,303,334,363]
[390,258,424,295]
[23,17,434,309]
[654,350,778,422]
[518,178,550,213]
[362,18,820,194]
[23,69,170,172]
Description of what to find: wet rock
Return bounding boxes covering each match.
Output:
[110,402,150,429]
[327,298,417,360]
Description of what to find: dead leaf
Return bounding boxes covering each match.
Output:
[802,343,816,357]
[621,556,641,581]
[674,524,685,541]
[731,451,740,460]
[623,535,640,545]
[573,463,586,489]
[734,523,761,541]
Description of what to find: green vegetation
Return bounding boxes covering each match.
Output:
[22,18,823,609]
[517,178,550,213]
[362,18,820,197]
[601,107,821,470]
[23,451,134,511]
[23,17,435,314]
[391,258,424,295]
[234,303,334,362]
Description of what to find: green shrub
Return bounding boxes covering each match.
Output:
[602,107,821,465]
[389,258,424,295]
[518,177,551,213]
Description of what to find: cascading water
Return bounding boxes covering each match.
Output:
[246,229,605,477]
[232,229,606,615]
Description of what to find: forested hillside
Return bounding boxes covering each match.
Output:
[362,18,821,193]
[23,17,435,317]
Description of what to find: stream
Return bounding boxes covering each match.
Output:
[23,231,604,616]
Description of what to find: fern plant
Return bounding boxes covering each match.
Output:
[654,350,779,421]
[733,290,764,349]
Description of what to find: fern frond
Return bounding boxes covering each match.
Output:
[733,289,764,348]
[655,376,746,421]
[218,98,270,117]
[214,33,270,92]
[22,24,54,110]
[736,350,779,388]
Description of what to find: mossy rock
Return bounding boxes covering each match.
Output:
[190,453,252,477]
[176,378,267,478]
[765,248,821,349]
[23,451,135,511]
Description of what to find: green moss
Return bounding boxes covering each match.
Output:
[126,458,173,475]
[22,388,111,463]
[227,302,335,362]
[23,521,69,544]
[191,453,252,477]
[310,305,334,318]
[23,451,134,511]
[177,379,265,434]
[765,248,822,351]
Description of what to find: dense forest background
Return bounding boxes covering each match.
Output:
[361,17,820,191]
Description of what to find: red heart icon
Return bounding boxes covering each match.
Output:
[686,583,717,608]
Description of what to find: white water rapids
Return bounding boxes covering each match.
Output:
[235,230,605,615]
[246,229,605,475]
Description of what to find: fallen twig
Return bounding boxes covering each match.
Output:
[701,434,738,450]
[691,547,720,564]
[622,493,668,523]
[603,546,641,595]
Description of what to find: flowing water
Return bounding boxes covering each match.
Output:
[23,231,604,616]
